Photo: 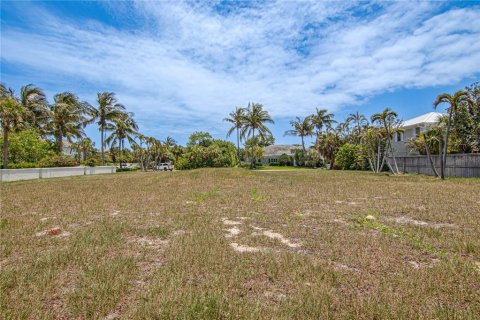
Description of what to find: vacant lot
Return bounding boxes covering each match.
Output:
[1,169,479,319]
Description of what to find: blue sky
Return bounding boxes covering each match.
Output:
[1,1,479,147]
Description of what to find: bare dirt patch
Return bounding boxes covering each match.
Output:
[388,216,457,229]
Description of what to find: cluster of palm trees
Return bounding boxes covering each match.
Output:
[283,107,403,171]
[224,102,274,168]
[0,83,140,169]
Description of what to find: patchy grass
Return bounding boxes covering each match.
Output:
[255,166,312,171]
[1,168,480,319]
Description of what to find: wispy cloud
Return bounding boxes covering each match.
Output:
[1,1,479,140]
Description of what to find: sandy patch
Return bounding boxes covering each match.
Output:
[225,226,241,238]
[334,262,360,273]
[261,230,301,248]
[130,236,169,249]
[110,210,120,217]
[222,218,243,226]
[230,243,264,253]
[408,258,440,269]
[334,200,343,204]
[390,216,456,229]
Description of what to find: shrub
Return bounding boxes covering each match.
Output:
[278,154,293,166]
[0,129,55,164]
[38,155,79,168]
[7,162,38,169]
[335,144,367,170]
[116,167,139,172]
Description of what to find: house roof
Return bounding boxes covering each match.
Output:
[402,112,445,128]
[263,144,300,156]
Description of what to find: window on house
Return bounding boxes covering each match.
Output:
[415,127,421,136]
[396,132,403,142]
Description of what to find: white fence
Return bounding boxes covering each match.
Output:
[0,166,116,182]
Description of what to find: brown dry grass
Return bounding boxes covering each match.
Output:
[1,168,479,319]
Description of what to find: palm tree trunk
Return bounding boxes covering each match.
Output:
[101,127,105,166]
[251,129,255,169]
[57,132,63,153]
[439,138,445,180]
[442,111,453,180]
[3,128,9,169]
[236,127,240,162]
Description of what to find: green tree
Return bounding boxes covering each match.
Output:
[187,131,213,147]
[371,108,403,174]
[105,112,138,168]
[224,107,246,161]
[434,90,473,179]
[284,116,314,158]
[0,84,25,168]
[91,92,126,165]
[47,92,92,153]
[310,108,336,136]
[241,103,274,169]
[0,129,54,164]
[346,111,368,143]
[20,84,48,131]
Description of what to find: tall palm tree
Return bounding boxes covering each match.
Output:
[371,108,402,174]
[72,137,95,161]
[241,103,274,168]
[346,111,368,143]
[47,92,92,153]
[310,108,336,136]
[0,84,25,168]
[20,84,48,131]
[434,90,473,179]
[163,136,177,148]
[284,116,314,156]
[224,107,246,161]
[105,112,138,168]
[92,92,126,165]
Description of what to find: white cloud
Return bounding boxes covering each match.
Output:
[1,1,479,141]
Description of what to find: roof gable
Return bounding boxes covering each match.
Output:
[402,112,445,127]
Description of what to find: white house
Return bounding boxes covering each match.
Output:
[392,112,446,155]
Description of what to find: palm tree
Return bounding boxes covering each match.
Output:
[47,92,92,153]
[92,92,126,165]
[371,108,402,174]
[20,84,48,131]
[434,90,473,179]
[0,84,25,168]
[105,112,138,168]
[163,136,177,148]
[284,116,314,157]
[224,107,246,161]
[241,103,274,168]
[310,108,336,136]
[346,111,368,143]
[316,131,342,170]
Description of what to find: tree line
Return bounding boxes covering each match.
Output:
[224,82,479,179]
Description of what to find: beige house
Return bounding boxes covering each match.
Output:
[261,144,299,165]
[392,112,445,155]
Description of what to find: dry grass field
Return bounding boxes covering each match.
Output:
[1,169,480,319]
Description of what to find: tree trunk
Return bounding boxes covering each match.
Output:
[423,133,439,178]
[251,129,255,169]
[439,138,445,180]
[119,139,122,169]
[236,127,240,163]
[301,135,306,166]
[441,111,453,180]
[101,127,105,166]
[57,132,63,153]
[3,128,9,169]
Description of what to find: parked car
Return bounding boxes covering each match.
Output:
[156,163,174,171]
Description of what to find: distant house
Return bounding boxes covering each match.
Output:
[62,141,74,156]
[392,112,446,155]
[261,144,299,165]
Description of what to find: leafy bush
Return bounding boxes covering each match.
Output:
[7,162,38,169]
[176,138,238,170]
[0,129,54,164]
[335,144,367,170]
[278,154,293,166]
[38,155,79,168]
[116,167,139,172]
